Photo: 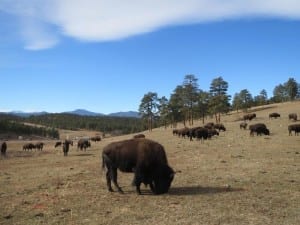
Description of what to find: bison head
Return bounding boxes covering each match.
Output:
[152,164,175,194]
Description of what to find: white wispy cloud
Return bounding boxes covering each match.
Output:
[1,0,300,50]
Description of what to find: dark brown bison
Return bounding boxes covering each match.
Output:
[102,138,174,195]
[240,122,248,129]
[77,139,91,151]
[91,136,101,142]
[1,141,7,156]
[288,113,297,121]
[133,134,145,139]
[23,143,35,151]
[195,127,210,143]
[249,123,269,136]
[269,112,280,119]
[177,127,190,138]
[214,123,226,131]
[63,140,73,156]
[207,128,219,138]
[188,127,202,141]
[35,142,44,151]
[243,113,256,121]
[288,124,300,136]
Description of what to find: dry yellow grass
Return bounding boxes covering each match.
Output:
[0,101,299,225]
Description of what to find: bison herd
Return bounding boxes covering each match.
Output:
[1,110,299,197]
[173,123,225,143]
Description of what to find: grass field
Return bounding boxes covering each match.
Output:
[1,102,299,225]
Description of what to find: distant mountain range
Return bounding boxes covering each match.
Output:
[1,109,141,118]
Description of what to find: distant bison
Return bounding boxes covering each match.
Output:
[288,113,297,121]
[91,136,101,142]
[63,140,73,156]
[214,123,226,131]
[1,141,7,156]
[77,139,91,151]
[35,142,44,151]
[249,123,269,136]
[176,127,190,138]
[195,127,210,143]
[133,134,145,139]
[269,112,280,119]
[102,138,174,195]
[243,113,256,121]
[23,143,35,151]
[288,124,300,136]
[240,122,248,130]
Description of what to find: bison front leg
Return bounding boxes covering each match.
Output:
[132,169,143,195]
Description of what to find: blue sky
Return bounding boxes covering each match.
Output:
[1,1,300,114]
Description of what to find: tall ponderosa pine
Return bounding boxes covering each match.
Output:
[158,96,169,129]
[239,89,253,111]
[273,84,288,102]
[138,92,159,131]
[209,76,230,123]
[196,90,210,124]
[285,78,298,101]
[182,74,199,126]
[168,85,185,128]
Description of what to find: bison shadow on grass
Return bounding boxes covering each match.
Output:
[168,186,245,196]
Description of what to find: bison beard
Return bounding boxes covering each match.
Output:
[102,138,174,195]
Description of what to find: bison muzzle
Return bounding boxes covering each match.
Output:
[102,138,174,195]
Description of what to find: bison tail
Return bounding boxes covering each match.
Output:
[101,152,111,171]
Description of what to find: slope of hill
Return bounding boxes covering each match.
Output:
[1,101,299,225]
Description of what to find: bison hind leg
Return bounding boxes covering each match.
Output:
[110,168,124,194]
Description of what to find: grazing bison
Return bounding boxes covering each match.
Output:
[207,128,219,138]
[23,143,35,151]
[133,134,146,139]
[1,141,7,156]
[91,136,101,142]
[188,127,202,141]
[240,122,248,130]
[269,112,280,119]
[288,113,297,121]
[77,139,91,151]
[102,138,174,195]
[195,127,210,143]
[288,124,300,136]
[63,140,73,156]
[249,123,269,136]
[177,127,190,138]
[35,142,44,151]
[204,122,214,129]
[243,113,256,121]
[214,123,226,131]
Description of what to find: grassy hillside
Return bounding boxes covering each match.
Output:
[0,101,299,225]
